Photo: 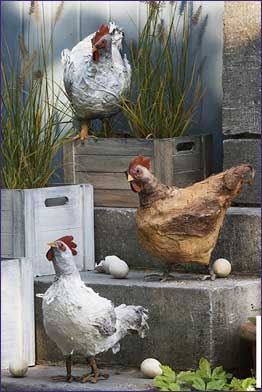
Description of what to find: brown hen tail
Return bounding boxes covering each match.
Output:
[223,163,255,195]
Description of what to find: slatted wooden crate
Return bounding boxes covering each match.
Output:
[63,135,212,207]
[1,184,94,276]
[1,258,35,368]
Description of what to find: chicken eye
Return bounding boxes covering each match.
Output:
[58,242,66,251]
[136,168,141,174]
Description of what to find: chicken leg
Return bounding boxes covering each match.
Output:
[71,121,89,143]
[80,356,109,383]
[51,354,77,383]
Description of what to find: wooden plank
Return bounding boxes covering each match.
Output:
[1,190,13,210]
[63,141,76,184]
[1,258,35,368]
[1,234,14,256]
[73,138,154,156]
[94,190,139,208]
[20,258,35,365]
[0,210,13,233]
[75,155,150,173]
[76,172,130,190]
[174,170,204,188]
[223,139,260,205]
[154,139,173,186]
[172,153,202,173]
[81,184,94,270]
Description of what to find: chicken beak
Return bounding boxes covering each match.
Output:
[92,46,97,53]
[127,174,134,182]
[47,242,56,247]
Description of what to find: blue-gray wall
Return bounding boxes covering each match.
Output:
[1,1,224,174]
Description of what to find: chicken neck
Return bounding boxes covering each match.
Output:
[138,173,177,208]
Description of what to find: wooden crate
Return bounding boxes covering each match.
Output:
[63,135,212,207]
[1,258,35,368]
[1,184,94,276]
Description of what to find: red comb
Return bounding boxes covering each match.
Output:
[46,235,77,261]
[129,156,151,171]
[58,236,78,256]
[92,24,110,45]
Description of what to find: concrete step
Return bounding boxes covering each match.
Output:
[94,207,261,273]
[35,271,261,374]
[1,365,151,391]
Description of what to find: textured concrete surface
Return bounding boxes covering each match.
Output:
[1,365,153,391]
[35,271,261,372]
[223,140,261,205]
[223,2,260,135]
[94,207,261,272]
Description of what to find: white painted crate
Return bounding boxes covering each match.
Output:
[1,184,94,276]
[1,258,35,369]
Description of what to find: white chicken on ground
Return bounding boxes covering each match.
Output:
[62,22,131,141]
[42,236,148,383]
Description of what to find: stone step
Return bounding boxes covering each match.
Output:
[94,207,261,273]
[1,365,150,391]
[35,271,261,374]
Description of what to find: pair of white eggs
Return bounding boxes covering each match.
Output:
[95,255,129,278]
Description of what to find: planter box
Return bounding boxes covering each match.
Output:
[63,135,212,207]
[1,184,94,276]
[1,258,35,368]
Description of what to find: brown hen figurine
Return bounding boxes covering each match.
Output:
[126,156,254,281]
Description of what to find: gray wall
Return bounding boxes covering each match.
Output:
[2,1,224,175]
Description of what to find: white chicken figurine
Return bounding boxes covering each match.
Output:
[42,236,148,383]
[62,22,131,141]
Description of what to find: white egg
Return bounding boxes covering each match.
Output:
[213,258,232,277]
[109,258,129,279]
[140,358,162,378]
[9,358,28,377]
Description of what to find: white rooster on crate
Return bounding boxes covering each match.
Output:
[41,236,148,383]
[62,22,131,141]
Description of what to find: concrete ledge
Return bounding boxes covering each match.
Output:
[1,365,150,391]
[94,207,261,273]
[35,271,261,372]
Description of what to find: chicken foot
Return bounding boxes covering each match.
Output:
[201,266,216,281]
[144,265,177,282]
[80,356,109,383]
[51,355,78,383]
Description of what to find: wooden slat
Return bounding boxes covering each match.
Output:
[173,153,202,173]
[75,155,142,173]
[174,170,204,188]
[94,190,139,208]
[76,172,130,190]
[154,139,173,186]
[73,138,154,156]
[63,141,76,184]
[1,258,35,368]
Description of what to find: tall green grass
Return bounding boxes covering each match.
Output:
[1,1,73,189]
[121,1,207,138]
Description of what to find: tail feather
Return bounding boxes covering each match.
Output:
[115,304,149,338]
